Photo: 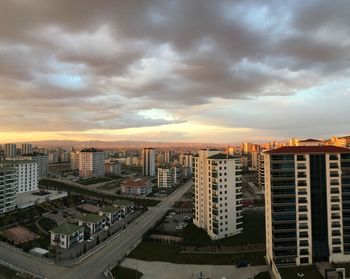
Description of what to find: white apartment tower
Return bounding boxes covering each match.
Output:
[21,152,49,178]
[21,143,32,155]
[142,148,155,176]
[79,148,105,178]
[158,167,175,188]
[265,145,350,269]
[0,160,38,193]
[193,149,243,240]
[0,167,17,213]
[5,143,17,158]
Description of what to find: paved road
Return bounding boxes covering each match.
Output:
[0,181,192,279]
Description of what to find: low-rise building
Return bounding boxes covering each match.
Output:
[114,200,134,216]
[99,206,122,225]
[50,223,84,249]
[78,214,106,236]
[120,178,152,196]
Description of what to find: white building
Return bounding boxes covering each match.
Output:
[78,214,106,236]
[193,149,243,240]
[50,224,84,249]
[21,143,32,155]
[21,152,49,178]
[79,148,105,178]
[121,178,152,196]
[142,148,155,176]
[264,145,350,269]
[69,151,80,170]
[5,143,17,158]
[158,167,175,188]
[0,167,17,214]
[0,160,38,193]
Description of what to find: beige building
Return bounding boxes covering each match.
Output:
[264,145,350,269]
[79,148,104,177]
[193,149,243,240]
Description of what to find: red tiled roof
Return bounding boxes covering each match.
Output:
[121,178,149,187]
[265,146,350,154]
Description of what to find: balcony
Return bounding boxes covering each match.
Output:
[212,196,218,203]
[212,208,218,216]
[212,183,218,190]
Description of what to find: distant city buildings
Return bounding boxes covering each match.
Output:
[193,149,243,240]
[142,148,155,176]
[21,143,32,155]
[79,148,105,178]
[5,143,17,158]
[264,145,350,269]
[69,151,80,170]
[179,153,193,178]
[105,160,122,176]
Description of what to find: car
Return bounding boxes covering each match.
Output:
[235,261,249,268]
[104,226,109,231]
[87,237,95,243]
[175,225,183,230]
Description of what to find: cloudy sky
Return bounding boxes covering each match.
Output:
[0,0,349,143]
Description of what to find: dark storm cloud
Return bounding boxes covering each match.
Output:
[0,0,349,135]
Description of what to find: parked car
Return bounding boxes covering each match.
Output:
[87,237,95,243]
[235,261,249,268]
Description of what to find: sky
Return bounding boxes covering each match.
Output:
[0,0,349,144]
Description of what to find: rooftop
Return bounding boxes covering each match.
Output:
[121,178,149,187]
[299,138,323,142]
[79,214,105,223]
[50,223,83,235]
[80,147,103,153]
[265,146,350,154]
[0,160,36,165]
[21,152,47,157]
[208,153,239,159]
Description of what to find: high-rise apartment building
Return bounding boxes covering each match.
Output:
[193,149,243,240]
[70,151,80,170]
[158,167,175,188]
[5,143,17,158]
[257,151,265,191]
[79,148,105,178]
[264,145,350,269]
[142,148,155,176]
[21,143,32,155]
[0,160,38,193]
[179,153,193,177]
[0,167,17,213]
[21,152,49,178]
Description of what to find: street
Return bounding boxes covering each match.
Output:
[0,181,192,279]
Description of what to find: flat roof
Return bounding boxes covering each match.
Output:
[79,214,105,223]
[208,154,239,159]
[265,146,350,154]
[51,223,83,235]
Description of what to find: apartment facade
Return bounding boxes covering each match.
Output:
[21,152,49,178]
[265,145,350,268]
[5,143,17,158]
[21,143,32,155]
[257,151,265,191]
[158,167,175,188]
[0,160,38,193]
[0,167,17,214]
[142,148,155,176]
[79,148,105,178]
[69,151,80,170]
[193,149,243,240]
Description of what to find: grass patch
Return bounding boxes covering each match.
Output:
[0,265,22,279]
[78,177,112,185]
[128,241,266,265]
[38,217,57,232]
[111,266,143,279]
[279,265,322,279]
[183,211,265,247]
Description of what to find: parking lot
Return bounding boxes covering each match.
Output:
[160,212,192,234]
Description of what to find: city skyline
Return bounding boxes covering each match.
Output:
[0,1,349,142]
